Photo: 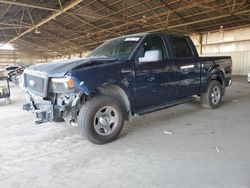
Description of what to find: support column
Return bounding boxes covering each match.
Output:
[198,33,202,55]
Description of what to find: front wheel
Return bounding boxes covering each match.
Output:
[5,97,11,104]
[200,80,223,109]
[78,95,125,144]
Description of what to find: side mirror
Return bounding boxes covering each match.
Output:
[139,50,162,63]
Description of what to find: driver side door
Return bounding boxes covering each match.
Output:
[133,35,176,111]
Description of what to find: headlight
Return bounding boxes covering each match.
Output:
[49,77,75,93]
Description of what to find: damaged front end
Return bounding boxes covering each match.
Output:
[22,69,84,125]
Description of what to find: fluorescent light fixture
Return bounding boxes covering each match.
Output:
[35,28,41,34]
[0,43,15,50]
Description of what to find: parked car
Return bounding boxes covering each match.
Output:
[8,67,25,85]
[248,72,250,83]
[3,65,21,76]
[22,33,232,144]
[4,63,29,85]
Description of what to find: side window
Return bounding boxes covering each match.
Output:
[136,36,168,62]
[169,37,194,58]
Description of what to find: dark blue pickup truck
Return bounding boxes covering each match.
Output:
[22,33,232,144]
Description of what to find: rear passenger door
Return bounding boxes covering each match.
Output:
[168,36,200,99]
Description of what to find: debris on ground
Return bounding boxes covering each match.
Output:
[232,100,239,103]
[163,131,173,135]
[216,146,220,153]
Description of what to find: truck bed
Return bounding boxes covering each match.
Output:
[200,55,232,87]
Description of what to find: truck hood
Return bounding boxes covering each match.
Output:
[26,57,116,77]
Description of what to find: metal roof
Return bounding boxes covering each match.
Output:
[0,0,249,58]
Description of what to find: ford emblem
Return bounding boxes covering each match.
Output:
[29,80,36,87]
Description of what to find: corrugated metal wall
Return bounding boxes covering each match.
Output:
[201,51,250,75]
[0,50,19,68]
[44,51,90,63]
[191,26,250,75]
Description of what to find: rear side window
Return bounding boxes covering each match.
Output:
[169,37,194,58]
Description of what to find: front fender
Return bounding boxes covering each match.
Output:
[74,77,130,97]
[74,78,91,95]
[68,60,133,97]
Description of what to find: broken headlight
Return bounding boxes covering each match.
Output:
[49,77,75,93]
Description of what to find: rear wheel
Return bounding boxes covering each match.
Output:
[78,95,125,144]
[201,80,223,109]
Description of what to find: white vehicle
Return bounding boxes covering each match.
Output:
[248,72,250,83]
[3,65,25,85]
[3,65,21,76]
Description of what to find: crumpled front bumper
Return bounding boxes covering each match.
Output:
[23,99,57,124]
[23,92,82,124]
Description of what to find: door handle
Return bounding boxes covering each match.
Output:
[184,80,191,85]
[180,65,194,69]
[121,68,133,73]
[147,77,155,82]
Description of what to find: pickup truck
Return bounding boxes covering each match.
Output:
[22,33,232,144]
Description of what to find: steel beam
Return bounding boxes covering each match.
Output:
[189,0,250,23]
[3,0,83,45]
[71,0,212,37]
[0,26,29,29]
[42,1,250,51]
[0,0,58,11]
[0,22,28,27]
[61,8,250,49]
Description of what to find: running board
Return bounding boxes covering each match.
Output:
[135,97,196,116]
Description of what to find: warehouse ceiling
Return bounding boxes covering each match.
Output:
[0,0,250,58]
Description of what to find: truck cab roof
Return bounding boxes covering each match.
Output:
[113,32,189,39]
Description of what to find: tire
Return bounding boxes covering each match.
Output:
[78,95,125,144]
[5,97,11,104]
[200,80,223,109]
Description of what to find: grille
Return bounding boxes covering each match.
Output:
[24,71,48,97]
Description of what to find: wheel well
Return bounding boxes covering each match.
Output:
[211,71,225,87]
[96,84,131,120]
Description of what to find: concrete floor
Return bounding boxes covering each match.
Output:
[0,77,250,188]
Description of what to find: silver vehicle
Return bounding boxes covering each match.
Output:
[3,65,20,75]
[3,65,24,85]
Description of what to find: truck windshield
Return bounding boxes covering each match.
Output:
[87,37,141,60]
